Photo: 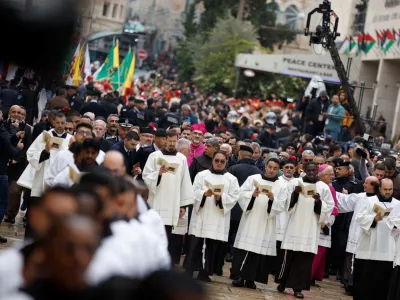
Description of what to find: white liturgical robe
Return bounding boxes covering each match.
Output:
[318,215,335,248]
[52,163,79,188]
[143,151,194,226]
[282,179,334,254]
[26,130,72,197]
[386,202,400,266]
[85,219,171,285]
[336,192,370,254]
[355,196,399,261]
[234,175,287,256]
[276,176,298,241]
[189,170,240,241]
[44,149,105,187]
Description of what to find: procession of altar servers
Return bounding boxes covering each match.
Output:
[147,153,400,300]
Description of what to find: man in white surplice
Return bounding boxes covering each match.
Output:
[335,176,379,293]
[353,178,399,300]
[44,123,105,187]
[277,162,334,299]
[231,158,287,289]
[26,113,72,198]
[143,130,194,239]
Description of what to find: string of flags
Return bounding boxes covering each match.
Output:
[339,29,400,56]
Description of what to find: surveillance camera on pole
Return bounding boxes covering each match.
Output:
[304,0,365,134]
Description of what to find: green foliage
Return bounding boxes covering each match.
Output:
[190,15,259,91]
[183,2,198,38]
[176,40,196,83]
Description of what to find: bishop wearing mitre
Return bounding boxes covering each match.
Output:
[143,130,194,241]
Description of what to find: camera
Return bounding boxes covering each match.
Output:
[354,134,376,158]
[7,118,26,131]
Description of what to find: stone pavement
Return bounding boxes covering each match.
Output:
[0,213,352,299]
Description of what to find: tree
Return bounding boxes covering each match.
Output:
[190,15,259,91]
[183,2,198,38]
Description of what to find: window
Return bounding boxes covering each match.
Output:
[120,5,124,19]
[112,4,118,18]
[103,2,110,17]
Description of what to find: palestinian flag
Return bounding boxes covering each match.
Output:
[384,29,395,53]
[339,36,357,55]
[376,30,385,52]
[393,29,400,47]
[363,33,376,54]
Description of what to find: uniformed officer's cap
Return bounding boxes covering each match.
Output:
[333,158,351,168]
[87,88,101,97]
[134,98,146,104]
[118,119,134,128]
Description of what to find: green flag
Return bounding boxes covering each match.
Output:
[111,48,133,90]
[97,40,117,80]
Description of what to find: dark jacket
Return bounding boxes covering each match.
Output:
[228,158,262,221]
[189,154,212,183]
[80,101,107,119]
[238,126,250,141]
[0,87,19,117]
[111,140,136,175]
[127,108,148,127]
[101,101,118,119]
[0,121,20,175]
[259,131,278,149]
[305,97,329,126]
[134,145,156,181]
[8,124,32,181]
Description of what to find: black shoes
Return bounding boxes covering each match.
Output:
[197,270,211,282]
[225,253,233,262]
[0,236,7,243]
[277,283,285,293]
[232,277,256,289]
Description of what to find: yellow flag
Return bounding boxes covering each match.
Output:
[122,54,136,96]
[72,43,85,86]
[113,40,120,68]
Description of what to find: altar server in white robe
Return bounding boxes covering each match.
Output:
[143,130,194,239]
[335,176,379,293]
[386,201,400,300]
[353,178,399,300]
[277,162,334,299]
[274,157,298,279]
[26,113,72,199]
[44,123,105,187]
[183,151,240,282]
[53,139,101,188]
[232,158,287,289]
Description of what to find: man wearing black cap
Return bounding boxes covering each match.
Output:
[225,145,262,264]
[259,125,278,149]
[79,89,107,119]
[120,96,136,119]
[329,159,363,280]
[126,97,147,127]
[154,129,167,151]
[134,127,157,181]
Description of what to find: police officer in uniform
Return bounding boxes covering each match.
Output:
[134,127,156,182]
[158,103,180,129]
[117,118,135,142]
[120,96,136,119]
[329,159,363,280]
[126,97,147,127]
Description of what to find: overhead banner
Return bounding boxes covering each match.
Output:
[235,53,353,83]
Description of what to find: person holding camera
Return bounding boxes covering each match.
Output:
[0,108,23,243]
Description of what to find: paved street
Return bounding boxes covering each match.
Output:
[0,212,351,300]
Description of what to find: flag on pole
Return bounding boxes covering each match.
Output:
[65,42,81,85]
[97,39,118,80]
[339,36,357,55]
[376,29,384,52]
[114,40,120,69]
[122,54,136,96]
[339,37,350,54]
[82,44,92,80]
[363,33,376,54]
[384,29,395,53]
[111,47,133,90]
[72,44,85,86]
[93,63,104,81]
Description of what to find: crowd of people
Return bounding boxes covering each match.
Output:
[1,73,400,300]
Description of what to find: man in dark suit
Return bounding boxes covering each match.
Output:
[80,89,107,119]
[111,130,140,176]
[126,98,147,127]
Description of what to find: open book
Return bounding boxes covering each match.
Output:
[43,132,63,151]
[372,203,392,217]
[300,182,317,197]
[253,179,273,195]
[204,179,224,196]
[157,157,179,174]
